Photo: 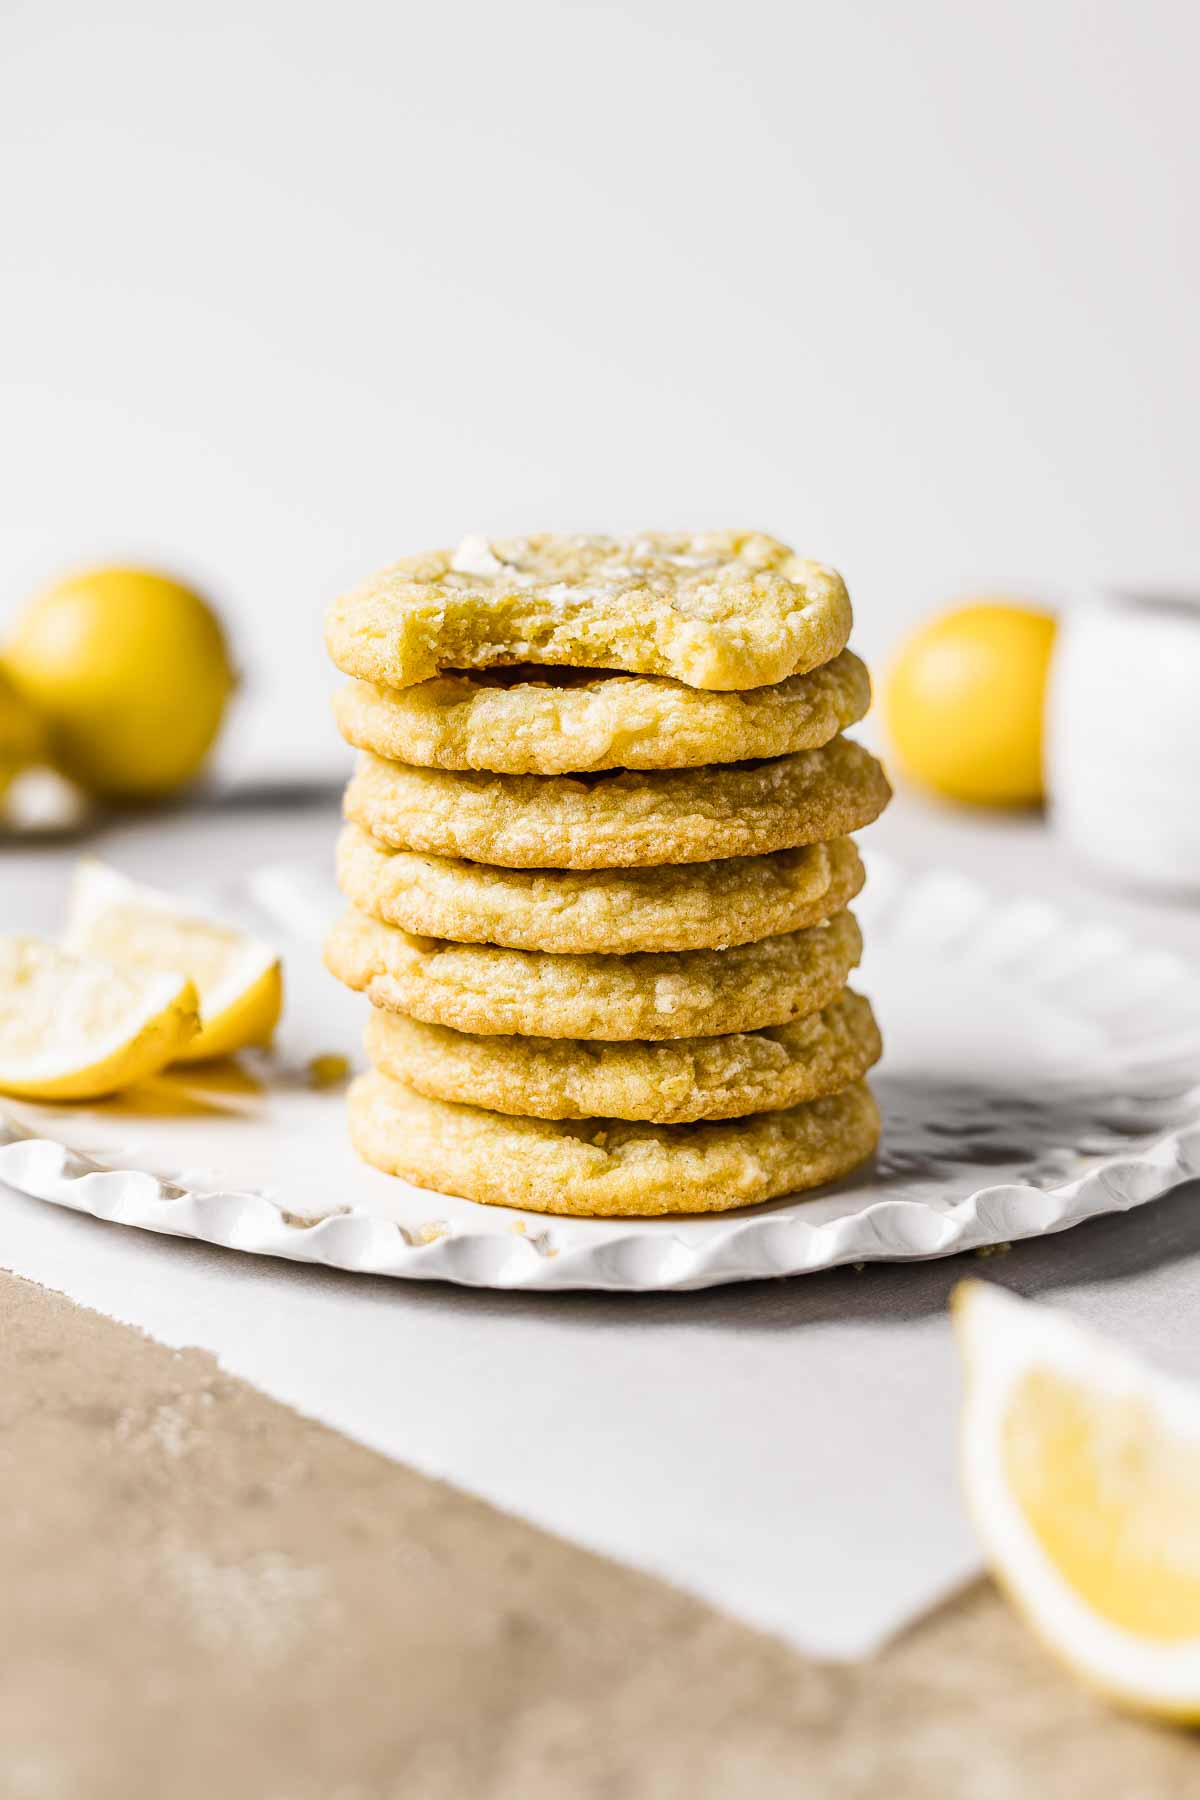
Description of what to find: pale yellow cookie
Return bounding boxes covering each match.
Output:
[344,736,890,870]
[365,988,882,1124]
[326,531,852,692]
[337,824,865,954]
[333,650,871,774]
[348,1070,881,1216]
[324,906,863,1040]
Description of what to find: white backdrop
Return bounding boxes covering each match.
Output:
[2,0,1197,777]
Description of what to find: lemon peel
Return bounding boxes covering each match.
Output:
[65,860,282,1063]
[5,567,234,799]
[886,602,1055,806]
[0,937,199,1101]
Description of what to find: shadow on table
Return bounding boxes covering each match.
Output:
[14,1166,1200,1339]
[400,1174,1200,1333]
[661,1175,1200,1328]
[225,1167,1197,1335]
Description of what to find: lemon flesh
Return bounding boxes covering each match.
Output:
[885,602,1055,806]
[955,1281,1200,1719]
[65,860,282,1063]
[1005,1368,1200,1642]
[4,568,234,800]
[0,937,199,1101]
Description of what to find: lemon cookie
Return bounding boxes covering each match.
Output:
[333,650,871,775]
[325,906,862,1040]
[326,532,853,693]
[337,824,864,954]
[344,736,890,871]
[348,1071,881,1216]
[365,988,882,1124]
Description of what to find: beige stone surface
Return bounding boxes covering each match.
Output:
[1,1266,1195,1799]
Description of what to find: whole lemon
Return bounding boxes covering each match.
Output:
[885,602,1056,806]
[0,663,47,798]
[4,568,234,800]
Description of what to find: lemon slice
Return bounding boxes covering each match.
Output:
[0,937,199,1100]
[954,1280,1200,1720]
[65,860,283,1063]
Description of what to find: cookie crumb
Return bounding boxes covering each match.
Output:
[281,1204,349,1229]
[307,1053,350,1089]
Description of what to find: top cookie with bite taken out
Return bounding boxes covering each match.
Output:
[326,531,853,693]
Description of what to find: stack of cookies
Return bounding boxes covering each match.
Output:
[324,532,891,1219]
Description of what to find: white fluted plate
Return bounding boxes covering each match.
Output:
[2,855,1199,1292]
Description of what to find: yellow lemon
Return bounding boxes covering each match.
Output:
[885,602,1056,805]
[65,860,283,1063]
[0,663,47,798]
[954,1281,1200,1721]
[0,936,199,1101]
[4,567,235,800]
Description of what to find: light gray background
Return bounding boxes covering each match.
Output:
[3,0,1198,774]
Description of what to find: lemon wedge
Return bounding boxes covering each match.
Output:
[0,937,199,1100]
[954,1280,1200,1720]
[65,861,283,1063]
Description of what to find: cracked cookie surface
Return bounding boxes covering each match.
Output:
[344,736,890,870]
[333,649,870,775]
[365,989,881,1124]
[348,1071,881,1216]
[325,906,863,1040]
[336,825,864,954]
[326,531,853,692]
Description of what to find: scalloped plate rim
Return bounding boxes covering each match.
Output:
[2,1114,1198,1292]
